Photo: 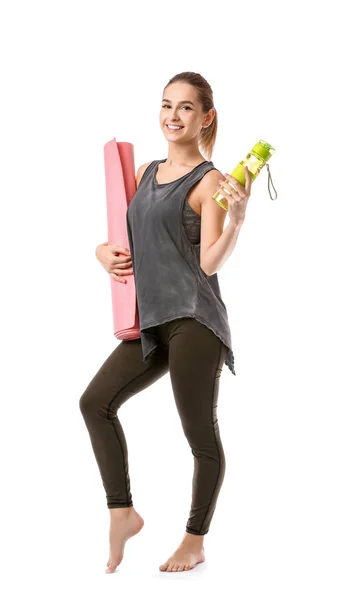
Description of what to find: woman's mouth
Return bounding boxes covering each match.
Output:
[166,125,184,132]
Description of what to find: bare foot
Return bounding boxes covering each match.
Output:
[159,533,205,572]
[105,507,144,573]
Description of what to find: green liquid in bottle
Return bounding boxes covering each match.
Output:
[213,139,276,211]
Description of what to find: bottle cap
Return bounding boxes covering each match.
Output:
[252,140,276,162]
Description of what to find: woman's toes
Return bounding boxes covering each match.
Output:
[105,563,114,573]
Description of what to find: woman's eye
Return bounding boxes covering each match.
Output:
[161,104,191,110]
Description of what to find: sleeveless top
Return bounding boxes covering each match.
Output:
[126,158,236,376]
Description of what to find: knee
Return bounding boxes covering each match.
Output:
[79,390,92,417]
[79,389,119,420]
[79,389,102,419]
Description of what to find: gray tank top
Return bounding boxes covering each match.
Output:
[126,158,236,375]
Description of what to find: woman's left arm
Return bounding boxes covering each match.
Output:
[199,167,252,276]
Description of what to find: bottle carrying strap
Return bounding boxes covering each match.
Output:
[266,163,278,200]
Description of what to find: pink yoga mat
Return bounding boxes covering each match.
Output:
[103,137,140,341]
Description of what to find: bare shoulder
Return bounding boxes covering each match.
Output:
[136,160,155,188]
[197,167,225,204]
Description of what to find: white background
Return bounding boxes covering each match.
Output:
[1,0,341,598]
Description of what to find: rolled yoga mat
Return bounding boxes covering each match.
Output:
[103,137,140,341]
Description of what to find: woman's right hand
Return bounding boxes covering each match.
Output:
[95,242,133,283]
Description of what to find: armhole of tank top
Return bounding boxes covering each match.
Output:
[181,164,218,225]
[137,160,157,187]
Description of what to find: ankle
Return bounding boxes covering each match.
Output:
[182,532,204,546]
[109,506,134,519]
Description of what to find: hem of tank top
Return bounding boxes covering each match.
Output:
[142,339,236,376]
[140,314,236,375]
[142,343,236,375]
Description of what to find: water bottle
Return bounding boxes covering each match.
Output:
[213,139,277,211]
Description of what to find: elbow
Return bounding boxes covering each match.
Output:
[200,263,215,277]
[200,263,208,276]
[201,261,221,276]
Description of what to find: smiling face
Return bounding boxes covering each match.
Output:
[160,82,214,143]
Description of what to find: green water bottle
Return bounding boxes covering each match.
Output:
[213,139,277,211]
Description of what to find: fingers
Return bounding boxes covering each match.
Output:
[116,266,133,274]
[223,167,251,197]
[222,174,244,197]
[111,273,127,283]
[218,179,239,201]
[116,257,132,266]
[111,264,134,284]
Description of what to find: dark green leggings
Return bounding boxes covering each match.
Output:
[79,317,227,536]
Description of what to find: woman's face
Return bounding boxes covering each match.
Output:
[159,82,212,143]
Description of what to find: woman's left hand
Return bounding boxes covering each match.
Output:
[218,166,252,226]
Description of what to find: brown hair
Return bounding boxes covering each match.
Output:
[163,71,217,161]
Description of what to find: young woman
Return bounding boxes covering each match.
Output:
[80,71,252,574]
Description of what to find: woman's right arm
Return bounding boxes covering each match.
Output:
[95,160,154,283]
